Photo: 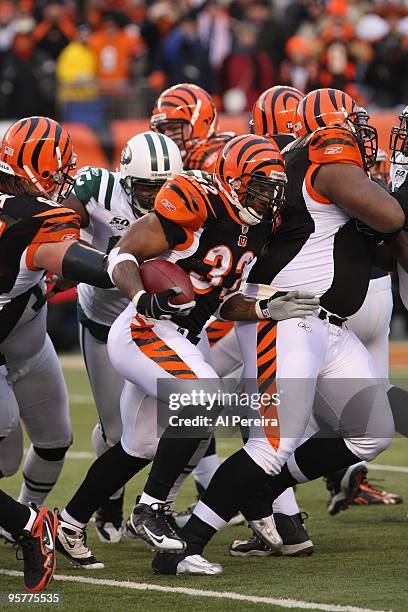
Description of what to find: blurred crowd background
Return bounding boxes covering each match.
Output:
[1,0,408,126]
[1,0,408,349]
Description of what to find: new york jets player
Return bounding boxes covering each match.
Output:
[64,132,183,543]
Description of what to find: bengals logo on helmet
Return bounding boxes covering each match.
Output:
[214,135,287,227]
[252,86,304,136]
[0,116,76,201]
[150,84,218,155]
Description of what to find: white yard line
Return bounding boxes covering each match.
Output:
[369,463,408,474]
[70,395,94,405]
[0,570,390,612]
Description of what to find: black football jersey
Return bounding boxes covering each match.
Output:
[154,171,271,336]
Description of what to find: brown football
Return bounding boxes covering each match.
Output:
[140,259,195,305]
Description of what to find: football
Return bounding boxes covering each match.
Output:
[140,259,195,305]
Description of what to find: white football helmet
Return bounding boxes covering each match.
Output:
[120,131,183,217]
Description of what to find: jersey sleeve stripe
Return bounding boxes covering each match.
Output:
[168,182,195,213]
[104,172,114,210]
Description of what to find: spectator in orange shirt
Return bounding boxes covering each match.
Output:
[33,1,76,60]
[89,12,144,94]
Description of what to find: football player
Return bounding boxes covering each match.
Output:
[63,132,182,544]
[55,135,319,570]
[150,83,236,503]
[324,146,402,514]
[150,88,405,575]
[0,117,113,527]
[220,86,316,557]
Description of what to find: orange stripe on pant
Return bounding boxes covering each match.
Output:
[206,320,234,347]
[130,323,197,379]
[257,320,280,452]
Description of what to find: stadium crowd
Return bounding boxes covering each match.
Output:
[0,0,408,126]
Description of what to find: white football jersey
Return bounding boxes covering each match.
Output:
[74,167,134,326]
[390,152,408,310]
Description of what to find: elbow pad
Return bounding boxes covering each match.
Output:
[61,242,114,289]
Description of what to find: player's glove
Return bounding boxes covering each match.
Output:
[256,290,319,320]
[133,287,196,320]
[355,219,400,244]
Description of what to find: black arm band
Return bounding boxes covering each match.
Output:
[61,242,114,288]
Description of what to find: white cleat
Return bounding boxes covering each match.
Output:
[177,555,224,576]
[56,519,104,569]
[249,515,283,551]
[152,551,223,575]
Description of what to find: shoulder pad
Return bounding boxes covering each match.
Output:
[154,173,210,230]
[308,126,364,168]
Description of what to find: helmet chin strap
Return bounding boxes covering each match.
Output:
[238,206,262,226]
[214,175,262,225]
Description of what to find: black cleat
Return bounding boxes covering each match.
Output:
[230,534,272,557]
[326,464,367,515]
[14,504,58,592]
[126,502,186,551]
[274,512,314,557]
[95,493,125,544]
[230,513,313,558]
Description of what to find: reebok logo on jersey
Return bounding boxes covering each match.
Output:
[324,146,343,155]
[161,199,176,212]
[62,233,77,240]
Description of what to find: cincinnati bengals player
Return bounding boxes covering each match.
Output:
[55,136,319,572]
[150,83,235,172]
[0,117,113,579]
[151,82,237,517]
[150,88,405,576]
[62,132,182,545]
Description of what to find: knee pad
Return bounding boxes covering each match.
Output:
[33,444,71,462]
[243,438,280,475]
[0,426,24,476]
[345,435,393,462]
[92,422,113,457]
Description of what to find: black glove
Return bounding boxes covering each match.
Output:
[354,219,399,244]
[135,287,196,320]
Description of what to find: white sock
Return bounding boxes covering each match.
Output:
[193,453,220,490]
[139,492,165,506]
[60,509,86,529]
[23,506,37,532]
[272,487,300,516]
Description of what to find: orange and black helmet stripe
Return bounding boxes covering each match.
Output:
[295,88,357,137]
[152,84,218,142]
[0,116,74,194]
[252,86,304,136]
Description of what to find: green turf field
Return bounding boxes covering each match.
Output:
[1,364,407,611]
